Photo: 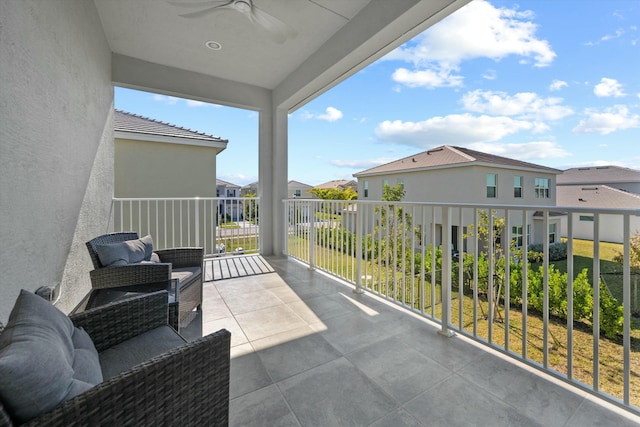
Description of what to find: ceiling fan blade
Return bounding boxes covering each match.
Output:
[168,0,234,19]
[250,5,297,44]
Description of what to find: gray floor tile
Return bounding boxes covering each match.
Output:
[202,316,248,347]
[230,347,273,399]
[221,287,284,314]
[459,352,583,426]
[564,397,640,427]
[396,318,487,372]
[404,374,543,427]
[252,326,342,382]
[316,310,405,354]
[230,384,300,427]
[235,304,308,341]
[346,335,453,403]
[369,408,424,427]
[286,292,358,323]
[278,357,398,426]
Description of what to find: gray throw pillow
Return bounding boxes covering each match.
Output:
[94,235,154,266]
[0,290,101,423]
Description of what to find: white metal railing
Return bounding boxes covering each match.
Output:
[110,197,259,257]
[284,198,640,414]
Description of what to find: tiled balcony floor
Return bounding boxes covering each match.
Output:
[185,256,640,427]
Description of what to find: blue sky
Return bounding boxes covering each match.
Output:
[115,0,640,187]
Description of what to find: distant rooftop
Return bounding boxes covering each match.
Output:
[315,179,356,189]
[557,184,640,209]
[114,109,228,144]
[557,166,640,185]
[353,145,561,177]
[216,179,240,188]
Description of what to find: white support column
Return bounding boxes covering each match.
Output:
[258,104,288,256]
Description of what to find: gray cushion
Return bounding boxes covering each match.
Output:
[72,327,103,385]
[0,290,101,424]
[99,325,186,380]
[95,235,154,266]
[171,266,201,286]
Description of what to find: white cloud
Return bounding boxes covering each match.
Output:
[385,0,555,88]
[153,94,217,107]
[391,67,463,89]
[299,106,343,122]
[374,114,540,147]
[331,158,395,169]
[153,94,179,105]
[549,80,568,91]
[467,141,571,160]
[594,77,626,97]
[461,90,574,121]
[318,107,343,121]
[573,105,640,135]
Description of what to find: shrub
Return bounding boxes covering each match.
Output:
[527,242,567,262]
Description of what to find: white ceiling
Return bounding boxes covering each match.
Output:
[94,0,471,109]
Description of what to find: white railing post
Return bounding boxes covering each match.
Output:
[195,197,200,247]
[355,201,364,294]
[439,206,454,337]
[308,200,315,270]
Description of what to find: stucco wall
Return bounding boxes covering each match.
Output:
[0,1,113,320]
[358,166,557,206]
[115,138,219,198]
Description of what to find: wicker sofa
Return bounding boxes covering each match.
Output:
[85,232,204,329]
[0,290,230,427]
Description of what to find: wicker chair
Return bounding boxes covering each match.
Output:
[86,232,204,329]
[0,291,230,427]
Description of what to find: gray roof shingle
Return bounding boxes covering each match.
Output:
[557,185,640,209]
[557,166,640,185]
[353,145,561,177]
[114,109,227,143]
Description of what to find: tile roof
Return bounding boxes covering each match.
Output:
[288,180,312,187]
[557,166,640,185]
[557,185,640,209]
[315,179,356,189]
[353,145,561,177]
[216,179,240,188]
[114,109,227,143]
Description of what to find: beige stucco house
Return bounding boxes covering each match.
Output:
[315,179,358,192]
[557,166,640,243]
[114,110,227,198]
[288,180,315,199]
[352,145,563,250]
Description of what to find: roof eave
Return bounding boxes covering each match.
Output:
[115,130,228,150]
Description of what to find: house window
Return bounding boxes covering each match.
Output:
[294,190,301,197]
[382,179,389,190]
[535,178,550,198]
[226,189,234,197]
[397,178,404,190]
[579,215,594,222]
[364,181,369,198]
[514,176,522,198]
[486,174,497,198]
[512,225,531,247]
[549,223,557,244]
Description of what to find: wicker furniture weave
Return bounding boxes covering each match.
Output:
[86,232,204,329]
[0,291,230,427]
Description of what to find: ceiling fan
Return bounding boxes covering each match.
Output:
[169,0,297,44]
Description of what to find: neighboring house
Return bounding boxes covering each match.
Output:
[114,110,228,198]
[557,185,640,243]
[557,166,640,195]
[216,179,242,221]
[289,180,315,199]
[351,145,563,250]
[315,179,358,192]
[241,181,258,196]
[557,166,640,243]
